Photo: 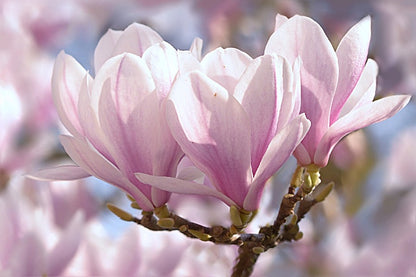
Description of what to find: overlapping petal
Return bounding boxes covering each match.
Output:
[331,16,371,123]
[51,52,89,137]
[234,54,295,172]
[315,95,411,166]
[166,71,252,206]
[59,135,154,210]
[244,114,310,210]
[201,47,252,93]
[265,15,339,157]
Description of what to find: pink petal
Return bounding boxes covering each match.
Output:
[136,173,237,207]
[293,142,312,166]
[315,95,411,167]
[26,165,91,181]
[94,29,123,72]
[93,53,155,122]
[59,135,154,211]
[46,212,84,276]
[190,37,203,61]
[8,233,45,276]
[52,51,88,137]
[340,59,378,117]
[201,47,252,93]
[331,16,371,123]
[234,55,290,172]
[265,15,339,157]
[245,114,310,210]
[167,71,252,207]
[143,42,179,99]
[111,23,163,57]
[274,14,289,31]
[77,74,115,165]
[98,81,173,207]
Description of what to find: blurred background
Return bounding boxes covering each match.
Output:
[0,0,415,276]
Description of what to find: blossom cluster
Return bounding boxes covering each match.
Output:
[34,14,409,222]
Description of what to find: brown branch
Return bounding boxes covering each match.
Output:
[108,170,333,277]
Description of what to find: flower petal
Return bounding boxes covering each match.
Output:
[59,135,154,211]
[245,114,310,210]
[331,16,371,123]
[340,59,378,117]
[293,142,312,166]
[201,47,252,93]
[46,212,84,276]
[274,14,289,31]
[190,37,203,61]
[315,95,411,167]
[136,173,237,207]
[111,23,163,57]
[93,53,155,121]
[26,165,91,181]
[77,74,115,164]
[143,42,179,99]
[52,51,89,137]
[234,54,292,172]
[265,15,339,156]
[94,29,123,72]
[167,71,252,207]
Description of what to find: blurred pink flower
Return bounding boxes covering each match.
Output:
[0,182,84,276]
[30,23,199,211]
[265,15,410,167]
[137,49,310,211]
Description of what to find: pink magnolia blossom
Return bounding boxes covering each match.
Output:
[0,181,84,276]
[265,15,411,167]
[137,48,310,211]
[30,23,198,211]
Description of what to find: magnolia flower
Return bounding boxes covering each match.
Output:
[0,181,84,276]
[137,48,310,212]
[30,23,197,211]
[265,15,411,168]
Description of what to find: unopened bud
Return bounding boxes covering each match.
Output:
[107,203,133,221]
[295,231,303,241]
[312,182,334,202]
[306,164,321,186]
[290,165,304,187]
[252,246,265,254]
[126,194,136,202]
[230,205,243,227]
[157,218,175,228]
[130,202,141,209]
[154,205,170,218]
[188,229,211,241]
[302,173,314,193]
